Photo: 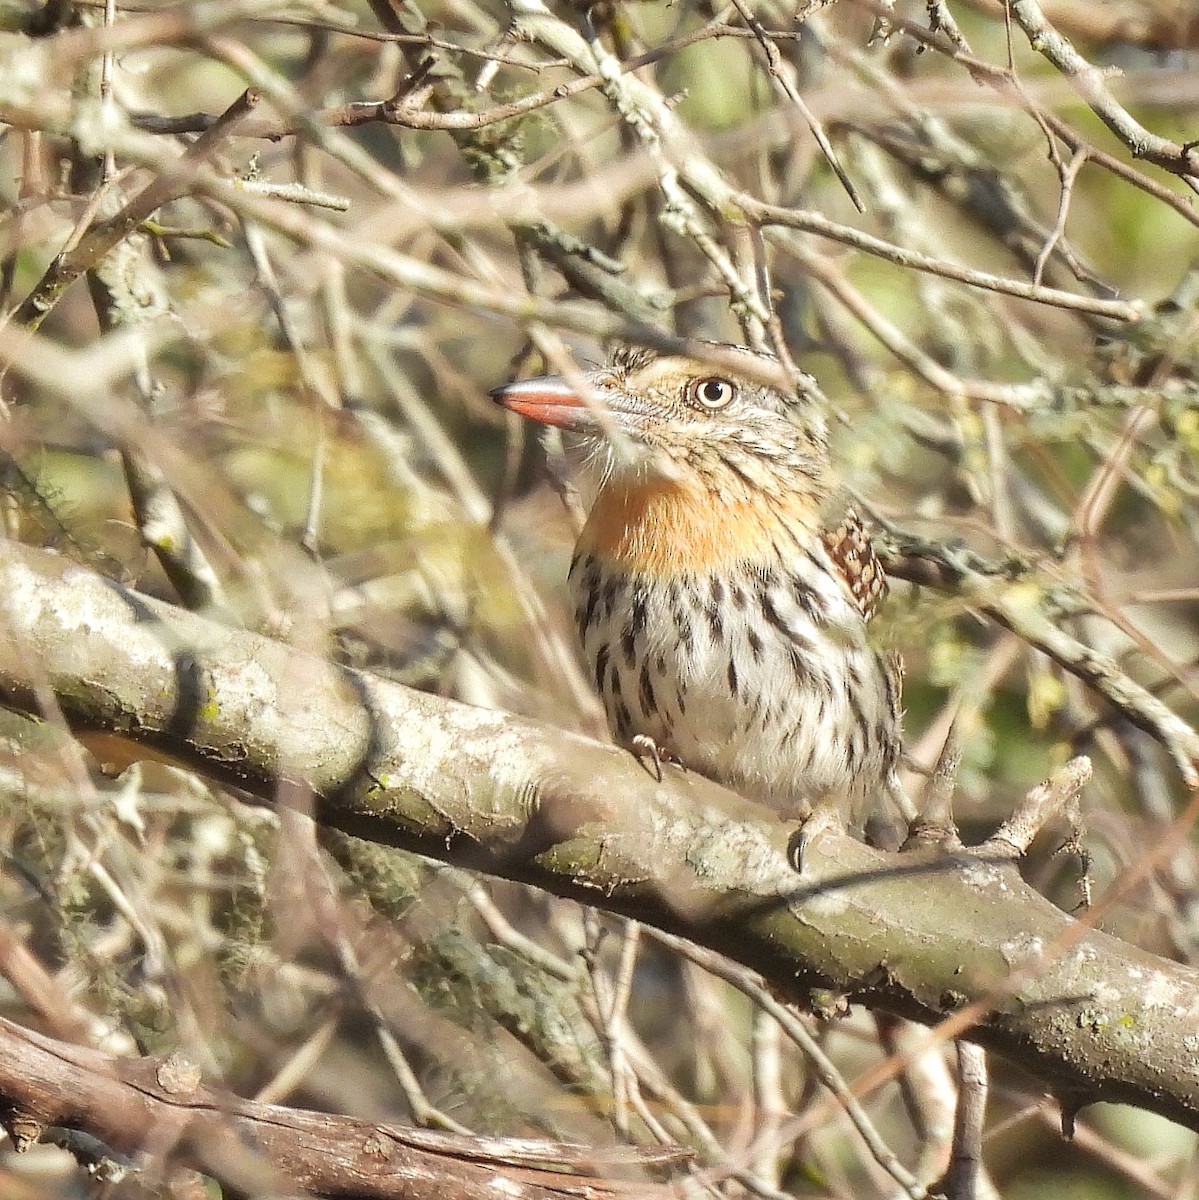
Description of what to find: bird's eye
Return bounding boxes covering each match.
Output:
[690,377,736,410]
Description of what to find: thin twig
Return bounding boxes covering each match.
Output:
[1005,0,1199,192]
[646,930,931,1200]
[745,197,1142,322]
[943,1042,988,1200]
[728,0,864,211]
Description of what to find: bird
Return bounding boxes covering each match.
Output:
[491,344,908,863]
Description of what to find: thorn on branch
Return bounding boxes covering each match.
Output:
[1057,1091,1088,1140]
[973,757,1093,862]
[903,717,963,851]
[387,54,441,111]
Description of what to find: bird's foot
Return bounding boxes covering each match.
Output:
[630,734,681,783]
[788,806,844,874]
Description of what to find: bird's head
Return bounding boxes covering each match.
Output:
[491,345,834,573]
[491,344,831,504]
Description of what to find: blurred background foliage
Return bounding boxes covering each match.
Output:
[1,0,1199,1195]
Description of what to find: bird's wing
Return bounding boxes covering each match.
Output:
[821,508,888,621]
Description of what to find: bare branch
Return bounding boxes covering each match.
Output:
[0,1017,689,1198]
[0,541,1197,1131]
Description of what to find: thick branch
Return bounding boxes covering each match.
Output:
[0,1018,684,1198]
[1,542,1199,1131]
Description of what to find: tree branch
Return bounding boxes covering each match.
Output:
[1,540,1198,1131]
[0,1017,687,1198]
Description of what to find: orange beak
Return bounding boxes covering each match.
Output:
[490,375,592,431]
[492,373,653,436]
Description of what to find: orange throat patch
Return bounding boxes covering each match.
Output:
[577,477,818,577]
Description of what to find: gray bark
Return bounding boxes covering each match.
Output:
[1,539,1197,1131]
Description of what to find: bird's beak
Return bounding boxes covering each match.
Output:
[493,371,676,478]
[491,373,639,434]
[490,375,590,430]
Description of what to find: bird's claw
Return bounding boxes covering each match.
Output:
[788,826,813,875]
[631,734,680,783]
[788,807,841,874]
